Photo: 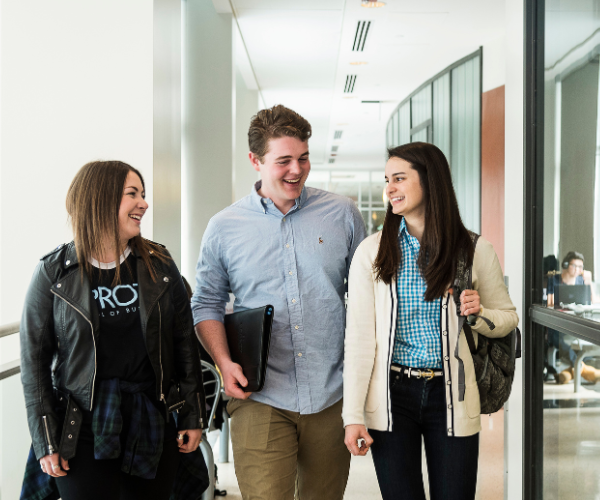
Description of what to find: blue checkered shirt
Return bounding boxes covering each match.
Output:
[392,218,442,369]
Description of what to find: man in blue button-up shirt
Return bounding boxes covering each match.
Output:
[192,105,366,500]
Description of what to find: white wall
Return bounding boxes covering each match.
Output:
[0,0,155,325]
[503,0,525,498]
[0,1,156,497]
[483,35,507,93]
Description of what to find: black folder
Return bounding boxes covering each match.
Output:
[224,305,273,392]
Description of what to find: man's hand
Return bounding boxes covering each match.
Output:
[177,429,203,453]
[39,454,69,477]
[344,424,374,456]
[220,361,252,399]
[460,289,480,317]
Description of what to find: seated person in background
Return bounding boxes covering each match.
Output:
[547,251,592,308]
[547,251,598,384]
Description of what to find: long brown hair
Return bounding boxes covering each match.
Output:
[66,160,168,284]
[373,142,474,301]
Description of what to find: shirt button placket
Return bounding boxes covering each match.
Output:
[283,216,306,398]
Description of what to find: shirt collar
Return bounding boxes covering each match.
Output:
[251,180,307,216]
[399,216,408,236]
[399,217,420,250]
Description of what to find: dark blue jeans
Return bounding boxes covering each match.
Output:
[369,369,479,500]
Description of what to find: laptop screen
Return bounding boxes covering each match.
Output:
[554,284,591,307]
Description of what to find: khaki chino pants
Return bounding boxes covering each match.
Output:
[227,398,350,500]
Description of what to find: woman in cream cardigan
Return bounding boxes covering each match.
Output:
[343,142,518,500]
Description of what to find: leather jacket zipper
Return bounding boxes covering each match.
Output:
[42,415,55,455]
[158,302,165,404]
[51,290,97,410]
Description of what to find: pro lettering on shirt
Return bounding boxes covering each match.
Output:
[90,251,154,384]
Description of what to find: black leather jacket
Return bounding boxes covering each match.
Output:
[21,241,206,461]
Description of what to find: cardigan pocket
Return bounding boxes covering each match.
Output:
[365,379,381,413]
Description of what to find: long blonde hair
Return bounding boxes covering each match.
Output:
[66,160,168,284]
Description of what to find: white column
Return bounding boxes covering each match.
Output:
[153,0,183,267]
[182,0,234,281]
[233,68,259,202]
[503,0,525,498]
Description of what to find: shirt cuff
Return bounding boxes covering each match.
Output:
[192,309,225,326]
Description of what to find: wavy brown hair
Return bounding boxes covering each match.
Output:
[66,160,168,285]
[373,142,474,301]
[248,104,312,162]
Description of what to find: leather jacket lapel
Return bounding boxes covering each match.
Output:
[136,256,169,339]
[52,249,95,327]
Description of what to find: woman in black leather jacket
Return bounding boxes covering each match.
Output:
[20,161,207,500]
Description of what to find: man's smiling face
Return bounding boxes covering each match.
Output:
[250,136,310,214]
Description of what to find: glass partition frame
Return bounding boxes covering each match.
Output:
[525,0,600,498]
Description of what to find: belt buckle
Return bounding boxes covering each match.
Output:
[424,369,435,380]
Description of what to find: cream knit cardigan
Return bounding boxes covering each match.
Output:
[342,232,519,437]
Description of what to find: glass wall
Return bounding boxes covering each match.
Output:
[385,50,482,232]
[526,1,600,498]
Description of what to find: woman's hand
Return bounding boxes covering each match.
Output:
[39,454,69,477]
[344,424,374,456]
[460,289,480,317]
[177,429,203,453]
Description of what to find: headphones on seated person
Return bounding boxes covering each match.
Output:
[562,251,585,269]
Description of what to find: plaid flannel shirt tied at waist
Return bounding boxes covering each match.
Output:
[20,379,208,500]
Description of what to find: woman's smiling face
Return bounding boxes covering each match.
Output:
[385,157,425,221]
[118,171,148,246]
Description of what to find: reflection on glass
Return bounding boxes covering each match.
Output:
[541,3,600,498]
[399,103,410,145]
[544,326,600,499]
[542,0,600,320]
[411,84,432,127]
[411,128,428,143]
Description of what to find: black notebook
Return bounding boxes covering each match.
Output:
[224,305,273,392]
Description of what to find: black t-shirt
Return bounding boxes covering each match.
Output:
[90,251,155,384]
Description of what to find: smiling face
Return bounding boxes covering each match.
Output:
[249,136,310,214]
[118,171,148,247]
[385,157,426,223]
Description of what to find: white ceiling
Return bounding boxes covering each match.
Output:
[230,0,506,170]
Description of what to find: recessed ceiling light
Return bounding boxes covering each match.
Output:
[361,1,385,7]
[350,61,368,65]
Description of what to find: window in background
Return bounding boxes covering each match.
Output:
[385,49,482,233]
[306,171,386,235]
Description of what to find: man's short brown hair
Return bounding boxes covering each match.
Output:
[248,105,312,162]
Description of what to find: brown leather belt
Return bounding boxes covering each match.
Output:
[391,365,443,380]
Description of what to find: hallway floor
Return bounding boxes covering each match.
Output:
[208,411,504,500]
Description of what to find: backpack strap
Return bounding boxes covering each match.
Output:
[452,232,480,402]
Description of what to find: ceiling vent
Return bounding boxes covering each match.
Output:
[328,158,336,164]
[334,130,343,140]
[344,75,357,93]
[332,145,339,152]
[352,21,371,51]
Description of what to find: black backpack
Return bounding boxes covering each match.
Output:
[452,232,521,415]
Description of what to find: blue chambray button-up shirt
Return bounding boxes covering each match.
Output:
[191,181,366,414]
